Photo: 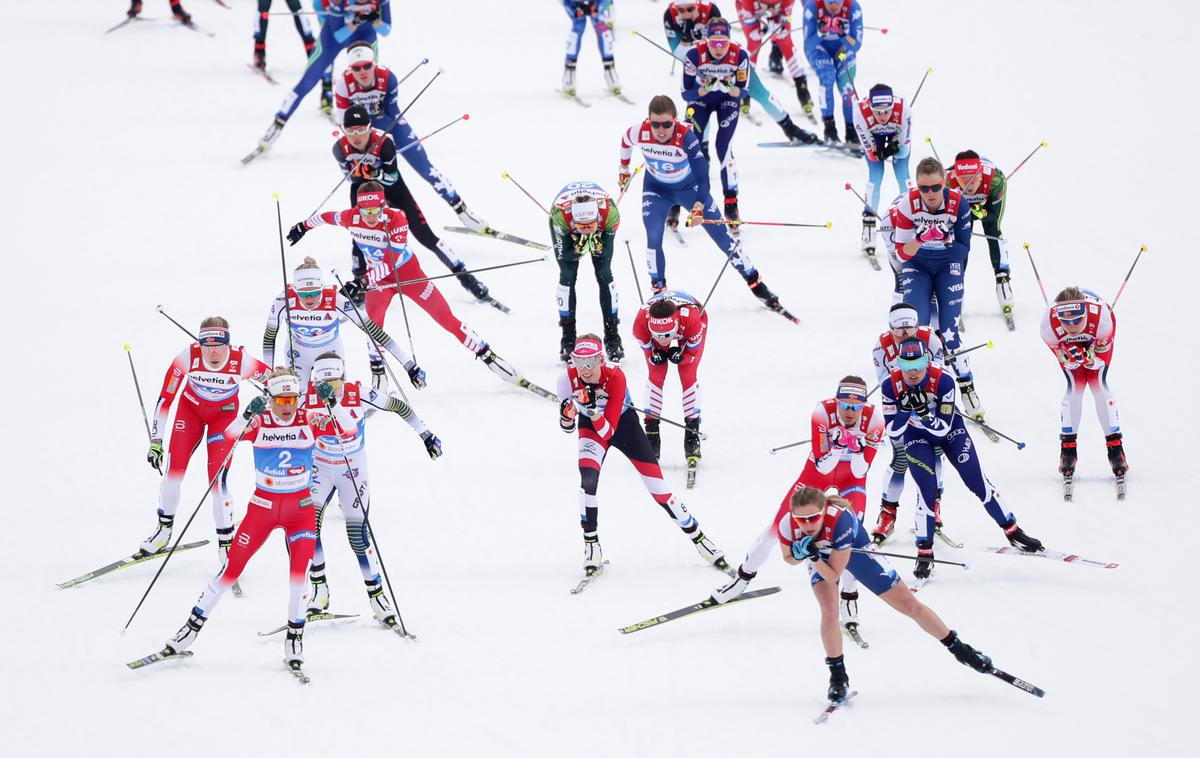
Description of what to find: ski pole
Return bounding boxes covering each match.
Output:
[910,66,933,107]
[156,305,199,341]
[1007,140,1048,180]
[768,382,883,455]
[615,165,644,206]
[322,400,415,639]
[394,114,469,158]
[1022,242,1050,306]
[844,183,881,219]
[701,219,832,229]
[1110,244,1147,309]
[387,263,419,366]
[373,257,545,290]
[308,69,444,216]
[632,29,687,63]
[625,240,645,304]
[960,411,1025,449]
[864,26,889,33]
[123,427,249,631]
[330,270,410,405]
[852,548,968,568]
[272,193,297,372]
[125,344,161,477]
[923,135,941,163]
[500,172,548,215]
[701,256,732,311]
[624,404,706,439]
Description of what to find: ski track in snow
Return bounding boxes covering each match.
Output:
[10,2,1194,756]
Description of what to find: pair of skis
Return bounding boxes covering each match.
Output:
[127,647,311,685]
[57,541,209,589]
[759,139,864,159]
[106,15,215,37]
[1063,473,1126,501]
[559,89,635,109]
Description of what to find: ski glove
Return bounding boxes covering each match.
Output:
[649,348,670,366]
[421,431,443,460]
[667,346,684,364]
[146,441,164,471]
[406,362,427,389]
[791,535,819,561]
[244,396,268,419]
[339,276,368,305]
[317,382,335,401]
[287,223,308,245]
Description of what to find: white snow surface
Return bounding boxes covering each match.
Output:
[8,1,1196,755]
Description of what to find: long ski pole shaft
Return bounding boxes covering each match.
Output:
[500,172,549,215]
[959,411,1024,449]
[700,219,832,229]
[309,69,443,216]
[1021,242,1050,306]
[1110,244,1147,309]
[624,240,644,304]
[330,271,409,403]
[273,193,296,371]
[844,183,880,219]
[624,404,705,438]
[323,402,413,638]
[124,344,154,443]
[1007,140,1048,180]
[375,257,544,289]
[632,29,686,62]
[156,305,199,340]
[123,429,247,630]
[923,135,941,163]
[395,114,468,158]
[909,66,933,107]
[701,257,732,311]
[853,548,967,568]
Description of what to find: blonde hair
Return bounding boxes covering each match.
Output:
[1055,286,1084,303]
[789,487,850,512]
[200,316,229,330]
[270,366,298,380]
[296,256,320,271]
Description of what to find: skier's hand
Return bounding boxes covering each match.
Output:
[843,432,864,454]
[879,134,898,159]
[287,222,308,245]
[406,362,427,389]
[316,381,335,402]
[728,85,742,99]
[970,203,987,220]
[666,346,684,364]
[791,535,819,561]
[244,395,268,419]
[649,348,670,366]
[421,431,443,460]
[686,202,705,228]
[146,441,164,471]
[617,167,632,191]
[339,276,367,306]
[351,161,379,180]
[827,426,847,448]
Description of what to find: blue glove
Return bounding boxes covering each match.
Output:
[317,382,335,402]
[407,363,427,389]
[791,535,819,561]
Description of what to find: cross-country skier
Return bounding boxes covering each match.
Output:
[561,1,622,98]
[332,44,490,232]
[852,83,911,260]
[262,256,425,389]
[1039,288,1127,494]
[252,1,316,72]
[332,105,497,309]
[619,95,796,320]
[157,369,337,674]
[139,318,271,565]
[881,338,1042,578]
[801,0,863,145]
[946,150,1014,327]
[557,334,730,579]
[126,0,192,26]
[735,0,818,119]
[631,291,708,465]
[302,352,440,628]
[713,486,1013,706]
[550,182,623,363]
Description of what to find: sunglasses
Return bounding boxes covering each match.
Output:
[344,125,370,136]
[350,63,374,72]
[678,4,697,10]
[792,511,824,525]
[360,206,382,216]
[272,395,299,406]
[650,120,674,129]
[837,401,864,412]
[1059,314,1085,325]
[897,354,929,371]
[918,183,943,193]
[571,354,603,370]
[297,289,322,298]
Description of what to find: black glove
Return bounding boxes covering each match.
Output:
[878,134,899,159]
[407,363,427,389]
[243,395,268,419]
[339,276,367,306]
[667,346,684,364]
[908,387,933,420]
[287,222,307,245]
[358,9,380,23]
[649,349,670,366]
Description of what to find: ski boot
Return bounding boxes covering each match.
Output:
[284,622,305,665]
[253,39,267,70]
[319,81,333,118]
[171,2,192,25]
[1059,433,1078,477]
[822,115,839,144]
[667,204,681,231]
[943,631,993,673]
[452,262,490,302]
[711,566,755,604]
[165,609,206,655]
[958,377,986,424]
[301,33,315,57]
[747,276,781,310]
[1105,432,1128,477]
[475,346,520,385]
[769,43,784,75]
[603,61,622,96]
[127,0,142,17]
[603,317,624,362]
[559,317,576,364]
[307,564,330,615]
[255,115,288,154]
[1003,522,1043,553]
[778,114,818,144]
[369,357,388,392]
[451,198,490,233]
[826,655,850,703]
[684,418,702,461]
[583,535,603,575]
[844,123,861,147]
[795,74,815,115]
[723,195,741,237]
[996,270,1014,326]
[644,416,662,459]
[871,499,898,544]
[215,525,241,595]
[138,511,174,557]
[839,590,859,631]
[690,530,728,571]
[367,579,398,627]
[913,542,934,580]
[562,62,577,97]
[861,210,877,255]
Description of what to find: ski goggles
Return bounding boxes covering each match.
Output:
[296,288,322,299]
[837,401,864,412]
[571,338,604,369]
[896,352,930,371]
[359,206,383,217]
[198,328,230,346]
[344,125,371,136]
[791,510,824,527]
[271,394,299,407]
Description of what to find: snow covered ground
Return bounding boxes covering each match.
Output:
[9,1,1195,755]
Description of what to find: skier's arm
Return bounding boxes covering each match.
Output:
[949,200,973,257]
[852,106,876,161]
[682,128,712,199]
[150,346,191,441]
[844,2,864,53]
[262,293,287,367]
[592,371,627,441]
[375,137,400,186]
[682,50,703,101]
